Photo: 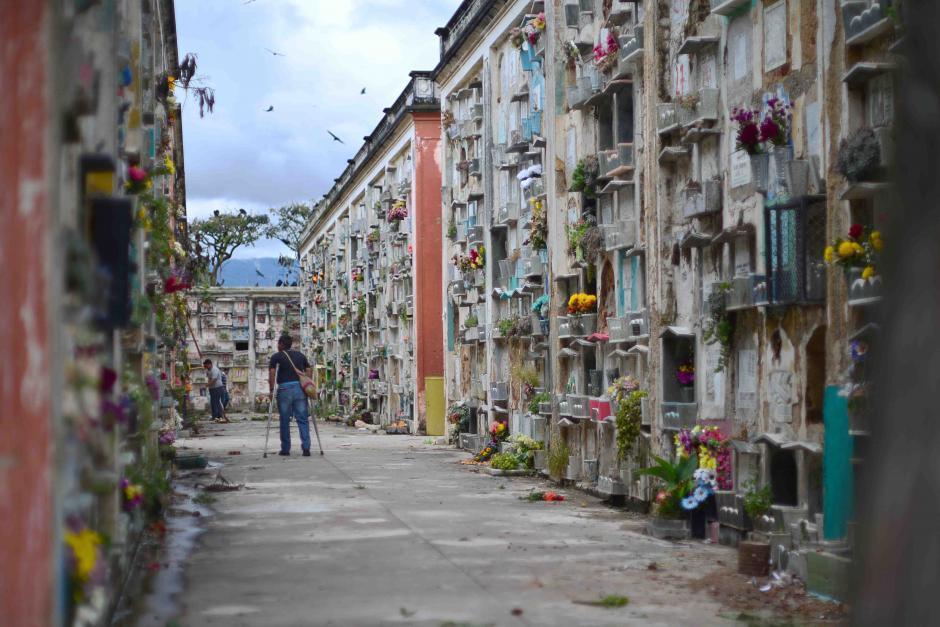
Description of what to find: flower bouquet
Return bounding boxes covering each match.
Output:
[121,478,144,512]
[824,223,882,279]
[676,360,695,387]
[567,292,597,315]
[387,199,408,222]
[489,420,508,442]
[593,29,620,73]
[731,106,762,155]
[674,425,732,490]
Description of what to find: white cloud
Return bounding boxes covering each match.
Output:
[176,0,460,259]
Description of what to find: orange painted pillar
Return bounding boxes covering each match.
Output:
[412,111,443,429]
[0,2,55,626]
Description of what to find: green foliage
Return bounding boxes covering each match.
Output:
[743,481,773,519]
[548,433,570,479]
[702,282,733,373]
[464,314,478,328]
[447,219,457,239]
[490,452,520,471]
[511,364,540,387]
[615,390,647,461]
[570,156,599,198]
[356,298,367,321]
[527,391,550,415]
[190,209,270,286]
[636,454,696,518]
[574,595,630,608]
[566,219,592,257]
[265,203,313,259]
[497,317,516,337]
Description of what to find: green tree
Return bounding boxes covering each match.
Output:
[266,202,313,283]
[189,209,269,286]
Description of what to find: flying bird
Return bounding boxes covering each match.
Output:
[264,106,274,112]
[360,87,366,94]
[265,48,286,57]
[255,268,265,278]
[327,130,344,144]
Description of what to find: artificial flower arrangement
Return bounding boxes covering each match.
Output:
[607,374,640,399]
[351,267,365,283]
[527,198,548,250]
[121,478,144,512]
[366,228,380,243]
[387,199,407,222]
[124,155,174,194]
[674,425,732,490]
[681,468,719,511]
[676,360,695,386]
[474,443,497,462]
[567,292,597,315]
[63,519,105,602]
[730,97,793,155]
[453,246,485,272]
[592,28,620,72]
[824,223,883,282]
[509,12,546,49]
[489,420,509,442]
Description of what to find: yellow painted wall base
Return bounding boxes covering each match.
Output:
[425,376,445,436]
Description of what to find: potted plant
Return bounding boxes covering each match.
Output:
[743,481,775,532]
[636,455,697,540]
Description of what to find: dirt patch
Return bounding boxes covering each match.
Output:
[688,565,848,625]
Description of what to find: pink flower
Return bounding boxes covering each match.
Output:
[128,166,148,182]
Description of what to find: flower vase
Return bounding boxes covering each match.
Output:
[575,245,584,265]
[772,145,793,195]
[750,152,770,193]
[679,386,694,404]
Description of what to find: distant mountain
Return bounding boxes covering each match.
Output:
[219,258,299,287]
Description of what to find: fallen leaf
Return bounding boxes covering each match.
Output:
[511,608,523,616]
[399,607,415,617]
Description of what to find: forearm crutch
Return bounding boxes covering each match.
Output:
[263,364,279,458]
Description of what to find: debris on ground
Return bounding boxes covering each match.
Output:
[510,607,524,616]
[199,471,244,492]
[689,565,847,624]
[354,419,380,432]
[647,562,659,571]
[399,607,415,617]
[227,450,241,455]
[520,490,566,502]
[572,595,629,608]
[384,420,409,434]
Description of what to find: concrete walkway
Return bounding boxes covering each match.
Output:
[171,418,737,626]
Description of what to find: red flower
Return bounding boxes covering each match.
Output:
[759,117,781,143]
[848,223,864,240]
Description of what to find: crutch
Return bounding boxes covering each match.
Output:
[308,382,324,456]
[263,364,279,458]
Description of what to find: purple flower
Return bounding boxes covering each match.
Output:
[760,117,781,143]
[145,374,160,402]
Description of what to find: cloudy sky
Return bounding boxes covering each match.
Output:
[175,0,460,258]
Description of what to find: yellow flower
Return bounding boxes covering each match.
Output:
[64,529,102,582]
[861,266,875,280]
[824,246,835,263]
[851,242,863,255]
[870,232,883,251]
[837,241,856,258]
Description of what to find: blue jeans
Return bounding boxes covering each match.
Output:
[277,382,310,453]
[209,387,225,419]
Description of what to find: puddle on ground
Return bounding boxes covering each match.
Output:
[129,482,213,627]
